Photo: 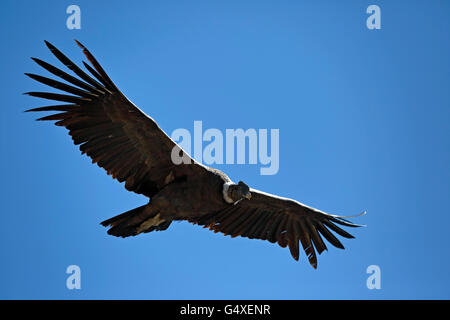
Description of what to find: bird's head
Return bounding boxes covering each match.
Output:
[227,181,252,202]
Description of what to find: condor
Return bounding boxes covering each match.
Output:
[25,40,365,268]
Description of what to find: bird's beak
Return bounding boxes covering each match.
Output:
[244,192,252,200]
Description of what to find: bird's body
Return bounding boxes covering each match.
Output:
[25,40,365,268]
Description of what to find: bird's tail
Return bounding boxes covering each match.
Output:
[100,204,172,238]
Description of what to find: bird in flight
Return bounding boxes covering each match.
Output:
[25,40,365,268]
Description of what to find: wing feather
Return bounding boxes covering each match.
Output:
[26,40,201,197]
[315,221,345,249]
[287,220,300,261]
[188,188,364,268]
[305,218,327,254]
[297,219,317,268]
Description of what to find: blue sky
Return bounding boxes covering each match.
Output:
[1,0,449,299]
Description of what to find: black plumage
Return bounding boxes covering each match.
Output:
[25,40,365,268]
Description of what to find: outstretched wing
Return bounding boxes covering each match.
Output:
[25,40,198,197]
[189,188,365,268]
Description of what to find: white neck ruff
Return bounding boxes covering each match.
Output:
[222,181,235,204]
